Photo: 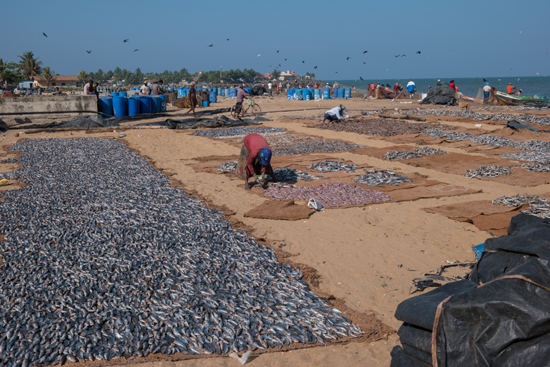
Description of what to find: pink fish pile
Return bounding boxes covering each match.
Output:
[263,182,393,208]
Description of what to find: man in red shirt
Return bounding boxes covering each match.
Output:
[448,80,456,91]
[507,83,516,94]
[237,133,277,190]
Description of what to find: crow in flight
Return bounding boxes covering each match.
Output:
[133,49,139,52]
[401,54,407,57]
[363,62,366,64]
[86,50,91,54]
[302,61,305,63]
[285,58,287,61]
[123,39,129,43]
[314,66,317,69]
[360,77,364,81]
[335,72,338,73]
[208,44,213,47]
[363,51,368,54]
[43,32,48,37]
[483,78,487,82]
[278,64,281,67]
[394,55,400,57]
[227,39,229,41]
[277,50,279,53]
[416,51,421,54]
[346,57,350,60]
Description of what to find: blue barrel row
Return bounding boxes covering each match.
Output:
[99,95,167,117]
[287,87,352,100]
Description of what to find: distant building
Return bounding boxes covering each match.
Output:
[279,70,296,81]
[264,73,273,79]
[34,75,80,88]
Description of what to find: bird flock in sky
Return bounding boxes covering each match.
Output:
[41,31,546,77]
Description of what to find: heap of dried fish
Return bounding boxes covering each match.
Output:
[218,161,238,172]
[492,194,550,219]
[383,147,449,160]
[465,165,513,178]
[273,141,364,156]
[307,161,358,173]
[193,127,287,139]
[354,170,413,186]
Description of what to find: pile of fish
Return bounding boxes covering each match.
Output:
[306,161,358,173]
[263,182,393,208]
[0,138,362,366]
[273,167,324,182]
[273,141,364,156]
[501,151,550,163]
[492,194,550,219]
[421,128,550,153]
[465,165,513,178]
[266,134,325,148]
[193,127,287,139]
[382,147,449,160]
[310,118,446,137]
[354,170,413,186]
[518,162,550,172]
[403,109,550,126]
[217,161,238,172]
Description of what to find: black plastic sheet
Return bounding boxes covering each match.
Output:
[391,346,431,367]
[420,85,458,106]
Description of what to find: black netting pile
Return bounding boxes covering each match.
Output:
[420,85,457,106]
[391,214,550,367]
[250,86,266,96]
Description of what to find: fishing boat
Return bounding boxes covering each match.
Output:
[494,91,549,107]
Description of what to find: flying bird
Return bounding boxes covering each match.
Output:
[86,50,91,54]
[394,55,400,58]
[314,66,317,69]
[483,78,487,82]
[208,44,213,47]
[536,72,540,75]
[346,57,350,60]
[123,39,129,43]
[360,77,364,81]
[133,49,139,52]
[277,50,279,53]
[363,62,366,64]
[257,54,261,57]
[335,72,338,73]
[42,32,48,38]
[285,58,287,61]
[416,51,421,54]
[278,64,281,67]
[401,54,407,57]
[227,39,229,41]
[302,61,305,63]
[363,51,368,54]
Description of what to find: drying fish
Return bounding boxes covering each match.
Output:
[307,160,358,173]
[354,170,412,186]
[465,165,512,178]
[273,141,364,156]
[383,147,448,160]
[193,127,287,139]
[492,194,550,219]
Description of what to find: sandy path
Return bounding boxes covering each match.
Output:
[1,96,549,367]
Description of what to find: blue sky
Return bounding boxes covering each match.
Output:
[1,0,549,80]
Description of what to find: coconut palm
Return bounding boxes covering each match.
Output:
[77,70,89,85]
[41,66,55,89]
[17,51,42,80]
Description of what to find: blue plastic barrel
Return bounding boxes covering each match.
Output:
[203,100,210,107]
[344,88,351,99]
[128,97,140,116]
[323,89,330,99]
[111,92,119,97]
[159,95,166,112]
[139,96,152,114]
[332,87,339,98]
[150,96,161,113]
[293,89,303,100]
[99,97,113,116]
[302,89,311,101]
[177,88,183,98]
[118,91,127,97]
[112,97,127,117]
[338,88,344,99]
[314,89,321,101]
[230,88,237,98]
[209,92,217,103]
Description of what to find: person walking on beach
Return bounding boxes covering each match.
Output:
[375,83,381,99]
[237,133,277,191]
[186,83,197,117]
[286,83,290,92]
[234,84,250,120]
[406,79,416,99]
[323,105,349,123]
[267,81,272,97]
[483,82,492,104]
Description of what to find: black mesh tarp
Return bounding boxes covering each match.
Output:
[420,85,457,106]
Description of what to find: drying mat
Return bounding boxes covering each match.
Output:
[244,200,315,220]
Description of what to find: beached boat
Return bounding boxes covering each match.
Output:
[494,91,549,107]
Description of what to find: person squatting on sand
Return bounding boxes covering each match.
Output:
[237,134,277,191]
[323,105,349,123]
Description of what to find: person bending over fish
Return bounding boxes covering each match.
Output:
[237,133,277,190]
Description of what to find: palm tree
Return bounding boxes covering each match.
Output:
[17,51,42,80]
[77,70,89,85]
[41,66,55,89]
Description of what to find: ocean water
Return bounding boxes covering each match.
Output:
[323,76,550,99]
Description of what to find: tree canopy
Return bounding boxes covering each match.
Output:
[17,51,42,80]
